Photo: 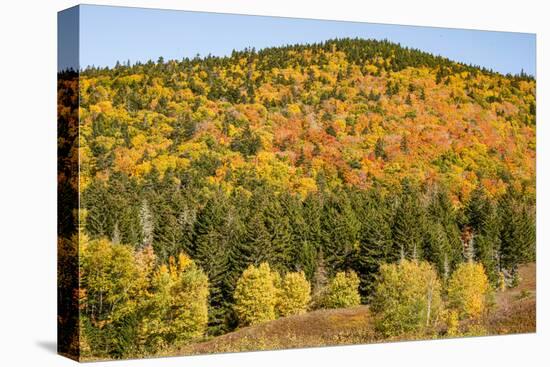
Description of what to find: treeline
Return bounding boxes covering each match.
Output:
[82,174,535,336]
[83,38,534,81]
[77,234,504,359]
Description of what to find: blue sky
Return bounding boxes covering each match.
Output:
[71,4,535,76]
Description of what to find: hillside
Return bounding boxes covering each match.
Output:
[79,38,536,201]
[64,38,536,359]
[179,263,536,356]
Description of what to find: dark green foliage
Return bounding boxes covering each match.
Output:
[424,188,463,282]
[320,190,361,272]
[230,125,262,157]
[355,190,394,299]
[392,181,427,261]
[498,187,536,278]
[464,186,502,283]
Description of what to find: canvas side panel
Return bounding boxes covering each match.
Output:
[57,5,80,361]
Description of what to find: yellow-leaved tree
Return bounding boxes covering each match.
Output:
[234,263,278,326]
[141,253,209,352]
[322,271,361,309]
[371,260,443,337]
[447,262,491,320]
[276,271,311,317]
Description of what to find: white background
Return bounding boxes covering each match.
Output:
[0,0,547,366]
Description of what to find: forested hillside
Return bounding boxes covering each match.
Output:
[66,38,535,359]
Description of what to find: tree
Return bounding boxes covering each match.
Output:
[139,199,154,248]
[498,188,535,285]
[374,137,387,161]
[424,188,463,282]
[321,271,361,309]
[233,263,278,326]
[276,271,311,317]
[371,260,442,337]
[141,253,209,352]
[464,186,501,284]
[311,249,329,307]
[321,190,361,271]
[355,190,393,298]
[230,124,262,157]
[194,193,242,334]
[80,238,143,358]
[80,239,209,358]
[392,182,427,261]
[447,262,491,319]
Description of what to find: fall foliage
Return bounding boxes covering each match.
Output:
[58,38,536,360]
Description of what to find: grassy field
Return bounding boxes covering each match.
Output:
[178,263,536,356]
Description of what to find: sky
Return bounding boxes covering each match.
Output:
[61,4,535,76]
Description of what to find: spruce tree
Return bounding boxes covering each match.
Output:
[498,188,535,284]
[355,190,393,298]
[392,181,426,261]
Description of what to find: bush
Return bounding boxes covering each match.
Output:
[277,271,311,317]
[447,262,491,320]
[234,263,278,326]
[371,260,443,337]
[445,310,460,336]
[322,271,361,309]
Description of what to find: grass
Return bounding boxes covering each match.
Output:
[179,306,375,355]
[484,262,536,335]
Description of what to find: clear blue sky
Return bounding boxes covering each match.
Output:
[73,4,535,76]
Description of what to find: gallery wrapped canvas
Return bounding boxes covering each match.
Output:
[58,4,536,361]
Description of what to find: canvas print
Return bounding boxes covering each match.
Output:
[57,5,536,361]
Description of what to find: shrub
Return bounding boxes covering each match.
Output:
[277,271,311,317]
[447,262,491,320]
[371,260,443,337]
[322,271,361,309]
[445,310,460,336]
[234,263,278,326]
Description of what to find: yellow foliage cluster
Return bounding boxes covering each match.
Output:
[234,263,312,326]
[447,262,491,319]
[371,260,443,337]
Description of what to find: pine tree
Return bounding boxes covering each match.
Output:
[193,193,240,334]
[321,190,361,271]
[498,188,535,285]
[392,182,426,261]
[464,186,502,284]
[424,188,463,282]
[356,191,393,298]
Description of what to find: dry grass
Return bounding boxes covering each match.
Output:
[179,306,375,355]
[483,263,536,335]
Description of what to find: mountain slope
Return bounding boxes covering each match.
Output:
[79,38,536,202]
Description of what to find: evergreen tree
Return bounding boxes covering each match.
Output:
[355,190,393,298]
[321,190,361,272]
[464,186,502,284]
[194,192,243,334]
[392,181,426,261]
[498,188,535,285]
[424,188,463,282]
